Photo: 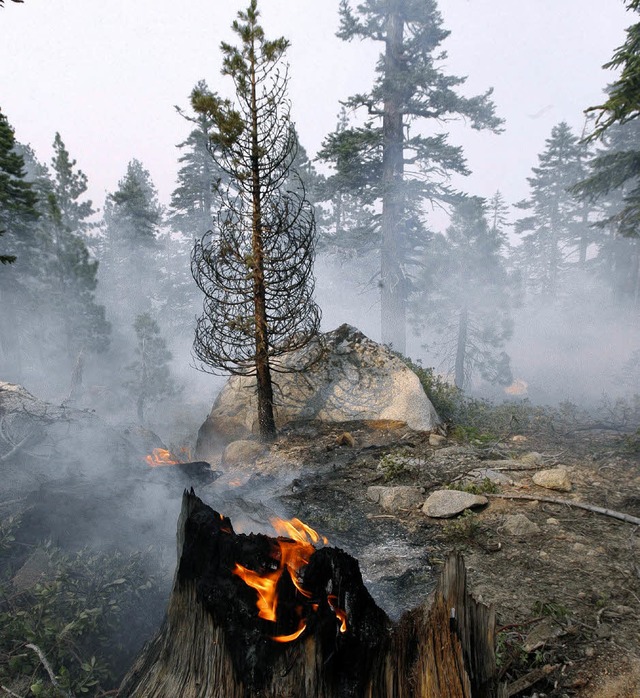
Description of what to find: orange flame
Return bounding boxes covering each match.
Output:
[273,619,307,643]
[232,517,347,641]
[145,448,180,467]
[328,594,348,633]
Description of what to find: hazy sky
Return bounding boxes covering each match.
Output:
[0,0,632,225]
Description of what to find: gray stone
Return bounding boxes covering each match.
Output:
[221,440,267,466]
[523,619,564,652]
[532,467,572,492]
[367,485,426,512]
[468,468,514,485]
[196,325,440,457]
[429,433,446,447]
[501,513,540,536]
[422,490,488,518]
[12,549,52,592]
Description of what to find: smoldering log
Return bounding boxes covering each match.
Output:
[118,491,506,698]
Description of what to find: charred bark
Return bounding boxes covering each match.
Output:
[119,491,505,698]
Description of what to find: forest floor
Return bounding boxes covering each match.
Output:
[203,415,640,698]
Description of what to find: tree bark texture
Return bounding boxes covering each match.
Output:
[380,4,407,354]
[249,35,276,441]
[118,491,505,698]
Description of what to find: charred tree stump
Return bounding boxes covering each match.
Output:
[119,491,506,697]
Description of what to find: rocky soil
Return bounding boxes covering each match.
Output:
[200,419,640,698]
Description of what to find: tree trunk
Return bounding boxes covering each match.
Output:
[380,4,407,354]
[118,491,506,698]
[455,305,469,389]
[249,35,276,441]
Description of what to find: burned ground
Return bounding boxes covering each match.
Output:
[200,418,640,697]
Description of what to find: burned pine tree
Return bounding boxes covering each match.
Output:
[190,0,321,442]
[119,490,506,698]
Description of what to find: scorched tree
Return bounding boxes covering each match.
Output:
[190,0,321,441]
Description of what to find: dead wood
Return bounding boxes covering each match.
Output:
[118,490,507,697]
[486,493,640,526]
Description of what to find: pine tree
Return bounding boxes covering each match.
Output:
[124,313,180,423]
[0,110,39,266]
[514,122,590,298]
[412,196,514,389]
[0,110,39,377]
[170,81,223,239]
[574,118,640,304]
[575,1,640,238]
[99,159,164,325]
[318,0,502,352]
[50,132,95,236]
[190,0,321,440]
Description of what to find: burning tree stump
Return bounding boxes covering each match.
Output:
[118,491,506,697]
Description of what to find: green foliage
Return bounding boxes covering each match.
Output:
[395,354,461,423]
[441,510,480,544]
[124,313,180,422]
[0,543,162,696]
[378,450,410,482]
[449,425,497,445]
[532,599,571,623]
[586,0,640,139]
[0,109,39,267]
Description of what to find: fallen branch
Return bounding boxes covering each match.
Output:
[1,685,24,698]
[506,664,558,697]
[486,493,640,526]
[26,643,74,698]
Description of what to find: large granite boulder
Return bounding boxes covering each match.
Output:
[196,324,440,458]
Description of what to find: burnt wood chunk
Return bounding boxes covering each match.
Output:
[118,490,505,697]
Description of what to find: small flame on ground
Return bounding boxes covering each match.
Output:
[232,516,347,642]
[504,378,528,396]
[145,448,179,467]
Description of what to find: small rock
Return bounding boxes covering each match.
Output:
[470,468,513,485]
[429,433,446,447]
[511,435,528,443]
[336,431,356,447]
[595,623,612,639]
[222,439,267,466]
[422,490,488,518]
[501,513,540,536]
[520,452,544,466]
[12,549,52,592]
[584,646,595,658]
[532,467,572,492]
[367,485,425,512]
[572,542,587,553]
[546,517,560,526]
[523,618,564,652]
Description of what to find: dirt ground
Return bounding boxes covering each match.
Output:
[210,419,640,697]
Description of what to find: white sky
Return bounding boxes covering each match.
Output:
[0,0,633,226]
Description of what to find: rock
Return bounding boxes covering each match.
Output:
[523,618,564,652]
[336,431,356,448]
[196,325,440,457]
[532,467,572,492]
[501,513,540,536]
[520,452,544,466]
[429,433,446,447]
[546,517,560,526]
[422,490,488,518]
[367,486,426,512]
[12,548,52,591]
[511,435,528,443]
[468,468,513,486]
[221,440,267,466]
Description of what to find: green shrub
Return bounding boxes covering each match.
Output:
[0,543,164,696]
